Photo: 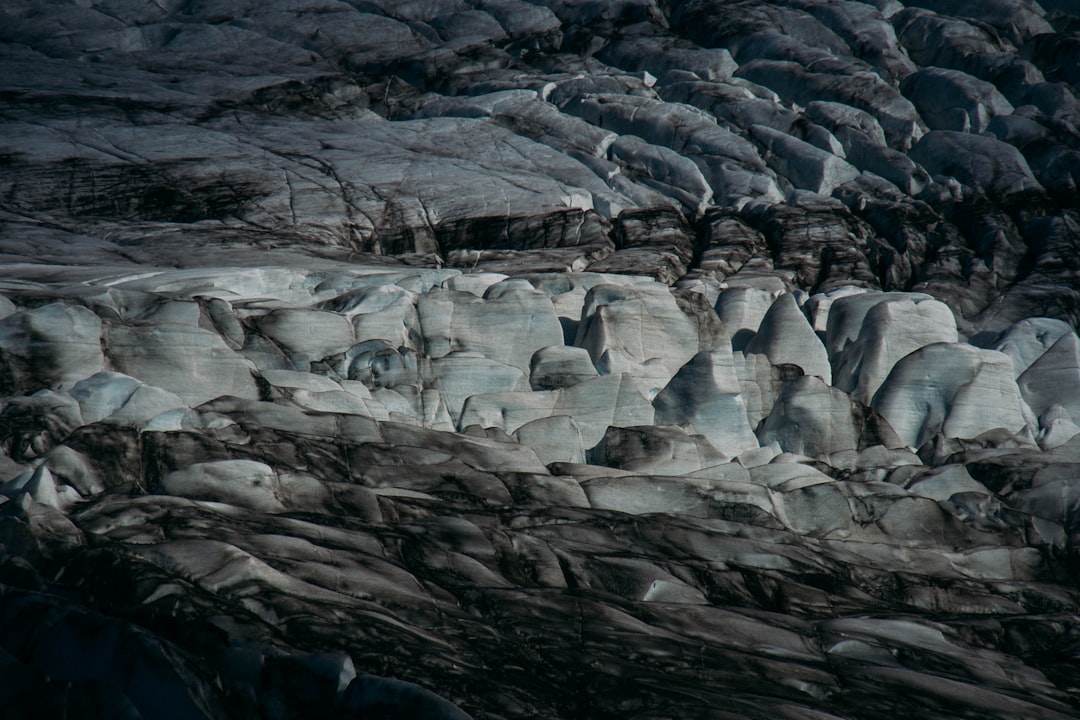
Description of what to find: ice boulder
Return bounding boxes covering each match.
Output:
[575,283,706,384]
[749,123,859,196]
[253,309,356,370]
[418,280,563,372]
[588,425,727,476]
[757,376,860,458]
[0,304,104,393]
[1016,331,1080,423]
[871,343,1032,449]
[992,317,1074,378]
[714,286,780,351]
[69,371,188,427]
[901,67,1013,133]
[909,131,1043,200]
[159,460,286,512]
[105,323,259,406]
[745,293,831,383]
[653,350,759,457]
[529,345,599,390]
[833,295,959,405]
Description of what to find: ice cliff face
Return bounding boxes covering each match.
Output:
[1,1,1080,718]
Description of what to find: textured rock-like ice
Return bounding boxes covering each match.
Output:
[734,59,925,150]
[714,285,781,351]
[745,292,832,383]
[597,32,738,86]
[919,0,1053,43]
[1009,460,1080,533]
[901,464,991,505]
[750,123,860,195]
[513,414,586,465]
[901,67,1014,133]
[1016,331,1080,424]
[459,389,559,437]
[826,292,922,360]
[833,295,958,405]
[41,445,105,499]
[590,208,697,284]
[253,309,356,370]
[582,473,714,517]
[653,350,759,457]
[1036,405,1080,450]
[607,134,715,215]
[430,353,530,424]
[872,343,1031,448]
[553,373,656,448]
[419,281,563,372]
[575,283,705,383]
[757,376,860,458]
[105,323,259,406]
[588,425,727,475]
[529,345,599,390]
[0,304,103,393]
[3,1,1080,718]
[909,131,1044,200]
[733,349,784,430]
[160,460,286,513]
[805,101,888,150]
[69,371,187,427]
